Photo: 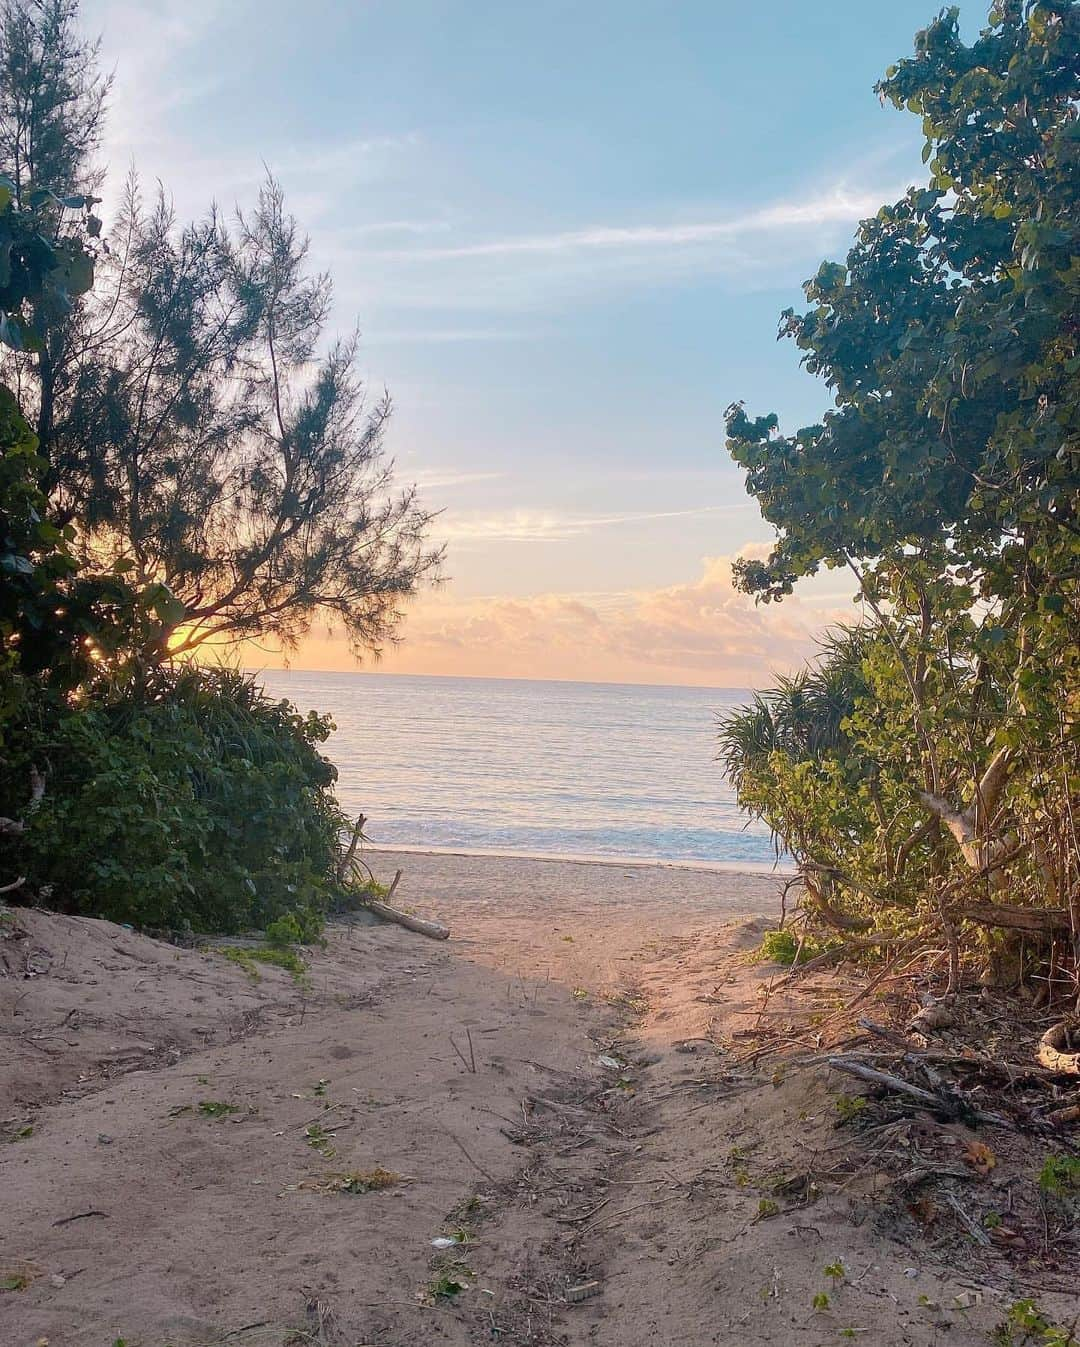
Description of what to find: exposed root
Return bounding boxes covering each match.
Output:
[1038,1020,1080,1077]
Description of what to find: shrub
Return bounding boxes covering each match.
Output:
[758,929,803,966]
[0,665,348,934]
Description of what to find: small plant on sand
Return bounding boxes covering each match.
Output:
[993,1299,1079,1347]
[304,1123,336,1157]
[1037,1155,1080,1198]
[322,1168,401,1195]
[215,942,311,989]
[265,913,308,947]
[291,1168,406,1197]
[756,1197,780,1220]
[198,1100,239,1118]
[810,1263,846,1312]
[727,1143,753,1187]
[170,1099,240,1120]
[756,928,841,967]
[428,1262,473,1302]
[834,1094,867,1124]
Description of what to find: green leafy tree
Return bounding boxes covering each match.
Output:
[0,1,407,932]
[1,0,441,664]
[723,2,1079,985]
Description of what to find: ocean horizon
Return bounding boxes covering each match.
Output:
[254,669,781,870]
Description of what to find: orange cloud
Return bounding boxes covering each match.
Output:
[249,551,852,688]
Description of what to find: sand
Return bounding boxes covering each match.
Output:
[0,850,1047,1345]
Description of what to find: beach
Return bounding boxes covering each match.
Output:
[0,852,1034,1345]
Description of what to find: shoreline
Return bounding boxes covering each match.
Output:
[253,664,756,696]
[367,839,793,877]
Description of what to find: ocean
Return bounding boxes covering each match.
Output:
[254,670,779,870]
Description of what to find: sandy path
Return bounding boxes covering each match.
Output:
[0,852,1024,1345]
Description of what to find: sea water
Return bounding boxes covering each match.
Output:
[254,671,778,870]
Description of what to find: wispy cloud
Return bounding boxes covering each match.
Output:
[84,1,908,321]
[437,505,752,545]
[409,469,505,490]
[375,187,890,262]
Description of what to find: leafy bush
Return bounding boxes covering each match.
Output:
[756,928,836,967]
[758,929,802,966]
[721,2,1080,992]
[0,665,348,934]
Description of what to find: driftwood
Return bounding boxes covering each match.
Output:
[366,900,449,941]
[826,1055,1007,1126]
[1036,1020,1080,1077]
[361,869,450,941]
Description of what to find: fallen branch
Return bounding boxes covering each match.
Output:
[799,864,874,931]
[449,1027,477,1073]
[826,1056,1007,1126]
[352,866,450,940]
[365,898,450,941]
[856,1018,917,1052]
[441,1127,496,1183]
[848,938,922,1007]
[856,1019,1061,1084]
[1036,1021,1080,1077]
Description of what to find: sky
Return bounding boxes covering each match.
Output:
[83,0,951,687]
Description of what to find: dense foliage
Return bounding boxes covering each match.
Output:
[0,1,419,934]
[721,1,1079,993]
[1,0,440,666]
[0,668,346,932]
